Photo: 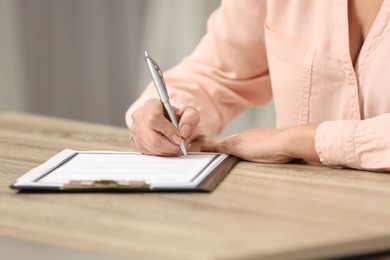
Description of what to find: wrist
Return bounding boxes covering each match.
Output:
[284,123,320,163]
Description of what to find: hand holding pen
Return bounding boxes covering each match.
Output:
[128,51,200,156]
[144,51,187,156]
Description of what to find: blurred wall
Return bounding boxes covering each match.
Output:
[0,0,275,138]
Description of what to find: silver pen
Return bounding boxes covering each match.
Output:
[144,51,187,156]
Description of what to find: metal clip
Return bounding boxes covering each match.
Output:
[62,180,150,190]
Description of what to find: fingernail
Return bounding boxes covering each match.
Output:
[172,134,182,145]
[180,124,191,138]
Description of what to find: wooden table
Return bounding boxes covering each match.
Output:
[1,112,390,260]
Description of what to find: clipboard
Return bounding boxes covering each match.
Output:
[10,149,239,192]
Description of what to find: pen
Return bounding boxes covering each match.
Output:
[144,51,187,156]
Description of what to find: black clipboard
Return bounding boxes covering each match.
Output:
[10,149,238,192]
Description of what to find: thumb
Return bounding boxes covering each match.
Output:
[178,106,200,139]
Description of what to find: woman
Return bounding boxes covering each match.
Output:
[127,0,390,171]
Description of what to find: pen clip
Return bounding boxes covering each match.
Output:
[144,51,169,98]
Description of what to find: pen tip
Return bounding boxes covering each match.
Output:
[144,50,149,58]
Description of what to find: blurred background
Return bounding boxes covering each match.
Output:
[0,0,275,138]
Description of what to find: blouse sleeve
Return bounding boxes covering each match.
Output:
[126,0,271,139]
[315,113,390,171]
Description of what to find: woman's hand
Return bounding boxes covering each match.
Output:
[130,99,200,156]
[201,123,320,163]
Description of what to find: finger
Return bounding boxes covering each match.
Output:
[200,141,226,153]
[129,132,136,148]
[149,115,183,145]
[178,106,200,139]
[172,106,180,115]
[130,99,184,156]
[201,136,240,154]
[132,135,151,155]
[131,122,181,156]
[130,124,147,152]
[144,105,183,146]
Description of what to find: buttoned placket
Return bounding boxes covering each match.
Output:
[343,0,388,120]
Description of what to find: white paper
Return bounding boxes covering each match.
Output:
[37,152,219,185]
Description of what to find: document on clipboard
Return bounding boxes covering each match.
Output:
[10,149,238,192]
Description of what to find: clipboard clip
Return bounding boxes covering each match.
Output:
[63,180,150,190]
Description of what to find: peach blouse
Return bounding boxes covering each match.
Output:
[127,0,390,171]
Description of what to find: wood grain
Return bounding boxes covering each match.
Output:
[1,112,390,259]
